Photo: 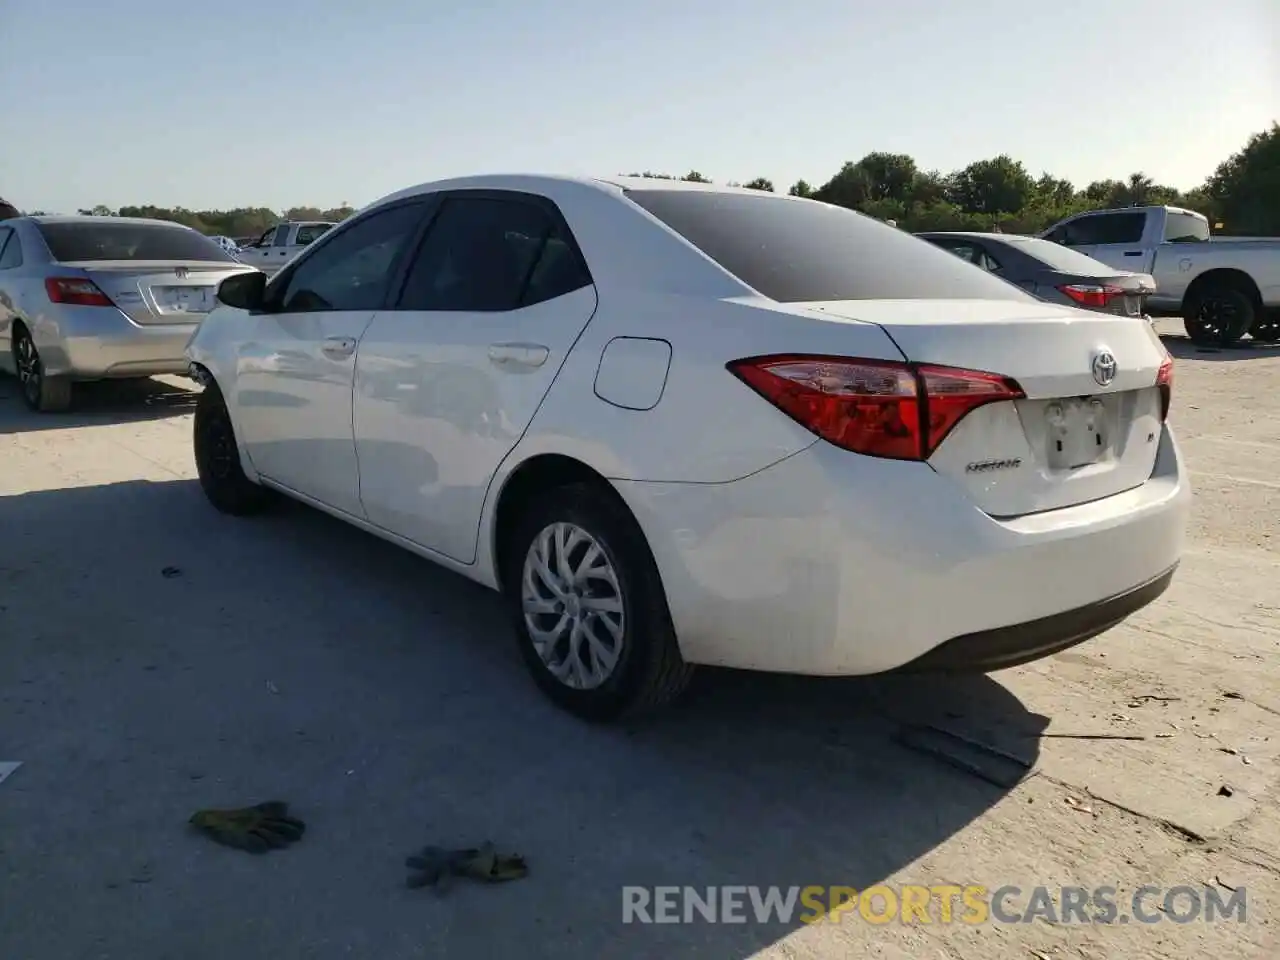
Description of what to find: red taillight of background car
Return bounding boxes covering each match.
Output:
[44,277,114,307]
[1058,283,1125,309]
[1156,354,1173,422]
[727,355,1026,461]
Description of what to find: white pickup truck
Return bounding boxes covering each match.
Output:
[1040,205,1280,345]
[234,221,337,276]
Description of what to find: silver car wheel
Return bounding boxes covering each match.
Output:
[15,331,41,405]
[520,521,625,690]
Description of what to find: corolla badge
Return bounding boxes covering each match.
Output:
[1091,349,1117,387]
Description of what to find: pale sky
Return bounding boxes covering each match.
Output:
[1,0,1276,213]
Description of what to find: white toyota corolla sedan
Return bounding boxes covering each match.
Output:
[186,175,1189,721]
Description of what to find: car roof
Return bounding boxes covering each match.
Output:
[26,214,195,228]
[372,172,795,208]
[918,231,1034,241]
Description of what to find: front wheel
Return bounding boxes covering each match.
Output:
[502,483,693,721]
[193,383,272,515]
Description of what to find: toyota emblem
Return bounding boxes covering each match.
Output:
[1091,350,1118,387]
[174,267,189,278]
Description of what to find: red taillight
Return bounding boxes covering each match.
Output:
[727,355,1025,461]
[1156,354,1173,421]
[45,277,114,307]
[1059,283,1124,309]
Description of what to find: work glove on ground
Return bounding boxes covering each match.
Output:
[405,841,528,891]
[189,801,306,853]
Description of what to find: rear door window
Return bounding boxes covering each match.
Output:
[624,189,1035,303]
[36,221,235,262]
[0,228,18,269]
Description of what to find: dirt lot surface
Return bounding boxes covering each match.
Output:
[1,318,1278,959]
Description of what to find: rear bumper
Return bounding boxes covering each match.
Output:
[898,563,1177,672]
[36,306,199,379]
[616,427,1189,676]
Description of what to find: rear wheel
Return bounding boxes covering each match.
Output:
[1183,284,1255,346]
[13,326,72,412]
[1251,316,1280,343]
[502,482,693,721]
[193,383,272,515]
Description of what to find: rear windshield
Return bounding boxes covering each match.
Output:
[1001,236,1119,275]
[623,189,1037,303]
[37,221,236,263]
[1163,211,1210,243]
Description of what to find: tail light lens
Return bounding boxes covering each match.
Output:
[1156,355,1173,421]
[1059,283,1124,309]
[45,277,114,307]
[727,355,1025,461]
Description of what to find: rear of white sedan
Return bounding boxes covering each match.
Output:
[591,183,1187,684]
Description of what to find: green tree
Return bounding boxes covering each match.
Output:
[681,170,711,183]
[948,155,1035,215]
[1206,122,1280,235]
[855,152,918,203]
[788,180,815,198]
[742,177,774,192]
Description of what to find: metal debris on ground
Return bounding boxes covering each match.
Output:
[1218,785,1234,797]
[895,723,1033,789]
[405,842,529,893]
[189,800,306,853]
[0,761,22,787]
[1041,733,1146,741]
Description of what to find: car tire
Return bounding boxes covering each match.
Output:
[193,382,272,515]
[1183,285,1256,346]
[12,326,72,412]
[1251,317,1280,343]
[502,482,693,722]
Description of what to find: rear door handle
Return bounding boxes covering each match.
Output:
[1123,251,1143,257]
[320,336,357,359]
[488,342,549,369]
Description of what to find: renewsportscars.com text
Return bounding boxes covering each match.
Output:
[621,884,1248,926]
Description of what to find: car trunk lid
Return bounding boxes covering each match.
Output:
[805,298,1170,517]
[62,261,255,325]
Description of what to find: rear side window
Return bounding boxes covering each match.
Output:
[1163,212,1209,243]
[37,221,235,263]
[1005,237,1117,275]
[623,190,1036,303]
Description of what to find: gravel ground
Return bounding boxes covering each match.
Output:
[1,317,1278,959]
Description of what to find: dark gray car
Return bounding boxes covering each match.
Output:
[917,231,1155,318]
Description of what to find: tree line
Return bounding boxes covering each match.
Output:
[16,123,1280,238]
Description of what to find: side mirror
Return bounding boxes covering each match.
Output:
[217,271,267,311]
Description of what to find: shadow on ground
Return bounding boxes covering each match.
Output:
[1160,333,1280,363]
[0,375,198,432]
[0,479,1045,960]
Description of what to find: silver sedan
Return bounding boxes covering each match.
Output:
[0,216,259,411]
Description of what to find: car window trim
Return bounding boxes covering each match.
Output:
[258,197,438,315]
[0,228,12,267]
[386,188,593,313]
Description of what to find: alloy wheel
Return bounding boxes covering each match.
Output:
[520,521,626,690]
[15,333,41,406]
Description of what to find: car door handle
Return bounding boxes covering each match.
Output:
[1123,251,1143,257]
[488,342,549,369]
[320,336,357,358]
